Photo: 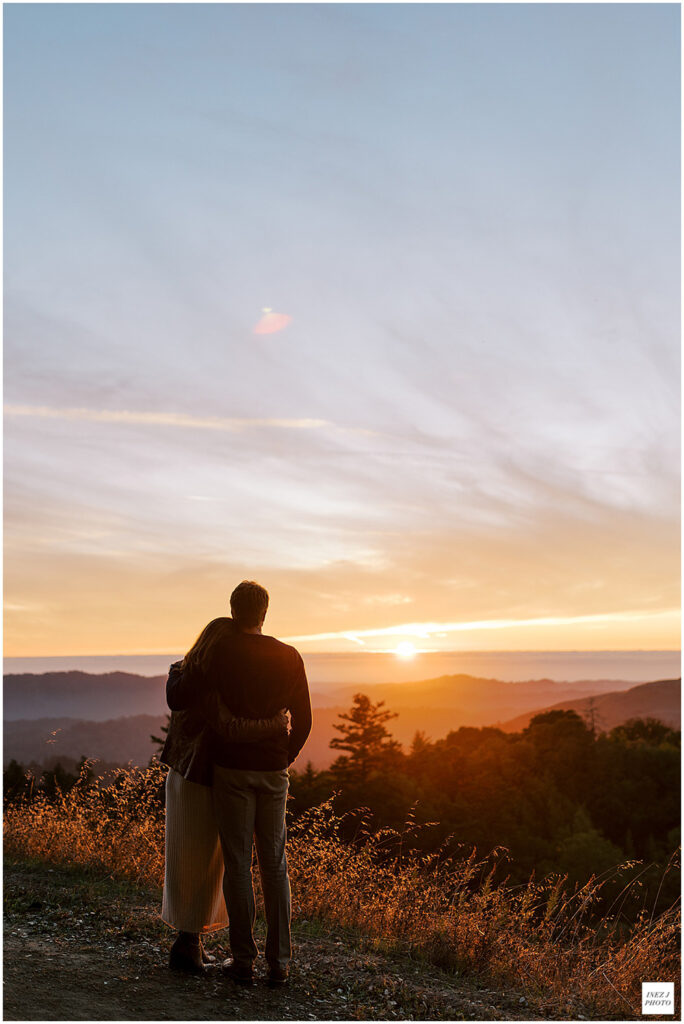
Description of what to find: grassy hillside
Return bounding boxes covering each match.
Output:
[4,763,679,1020]
[4,859,545,1021]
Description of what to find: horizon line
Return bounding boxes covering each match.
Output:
[4,647,681,660]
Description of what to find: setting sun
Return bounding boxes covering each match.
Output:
[394,641,417,659]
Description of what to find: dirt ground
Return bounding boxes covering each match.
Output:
[4,859,574,1021]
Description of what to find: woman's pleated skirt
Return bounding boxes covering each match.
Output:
[161,768,228,933]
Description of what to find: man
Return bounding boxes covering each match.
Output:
[206,580,312,987]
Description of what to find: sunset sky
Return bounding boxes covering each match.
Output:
[4,4,680,657]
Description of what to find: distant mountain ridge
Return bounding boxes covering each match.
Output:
[4,672,168,721]
[5,668,637,723]
[499,678,681,733]
[316,674,637,718]
[4,671,679,770]
[4,715,165,768]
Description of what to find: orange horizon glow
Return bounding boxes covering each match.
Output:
[4,607,680,659]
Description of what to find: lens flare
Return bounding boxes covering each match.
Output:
[253,308,292,335]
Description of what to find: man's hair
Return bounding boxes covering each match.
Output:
[230,580,269,628]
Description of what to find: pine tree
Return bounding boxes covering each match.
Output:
[329,693,401,780]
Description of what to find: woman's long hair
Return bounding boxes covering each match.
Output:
[181,616,235,675]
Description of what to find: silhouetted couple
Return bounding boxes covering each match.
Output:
[159,580,312,986]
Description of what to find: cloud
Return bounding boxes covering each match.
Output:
[4,404,329,432]
[283,608,681,646]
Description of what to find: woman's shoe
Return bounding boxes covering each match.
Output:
[200,942,217,965]
[169,932,205,974]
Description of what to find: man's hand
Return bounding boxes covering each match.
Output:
[211,694,289,744]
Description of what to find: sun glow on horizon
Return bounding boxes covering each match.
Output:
[394,641,418,659]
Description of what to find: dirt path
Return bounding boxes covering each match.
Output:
[4,860,559,1021]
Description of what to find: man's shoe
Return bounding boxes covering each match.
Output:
[169,933,205,975]
[222,959,254,986]
[266,966,289,987]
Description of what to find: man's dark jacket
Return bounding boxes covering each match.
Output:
[210,632,311,770]
[161,660,293,783]
[168,633,312,771]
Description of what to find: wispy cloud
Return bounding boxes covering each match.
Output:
[284,608,681,645]
[4,404,329,432]
[3,6,677,657]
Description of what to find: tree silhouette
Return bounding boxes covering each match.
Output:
[581,697,604,738]
[40,761,78,801]
[287,709,680,904]
[610,717,680,747]
[150,714,171,759]
[4,759,28,803]
[330,693,401,780]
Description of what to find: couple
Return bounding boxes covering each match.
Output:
[159,580,312,986]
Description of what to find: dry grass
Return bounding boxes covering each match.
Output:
[4,764,679,1019]
[5,765,167,885]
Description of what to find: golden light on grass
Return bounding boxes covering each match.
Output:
[4,768,679,1018]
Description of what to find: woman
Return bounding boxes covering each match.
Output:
[160,616,288,973]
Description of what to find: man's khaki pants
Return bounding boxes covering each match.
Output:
[212,766,291,972]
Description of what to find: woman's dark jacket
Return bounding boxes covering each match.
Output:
[160,662,213,784]
[160,661,287,785]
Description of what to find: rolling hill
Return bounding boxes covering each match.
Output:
[4,714,167,768]
[4,672,168,721]
[4,672,679,771]
[498,678,681,733]
[5,668,635,722]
